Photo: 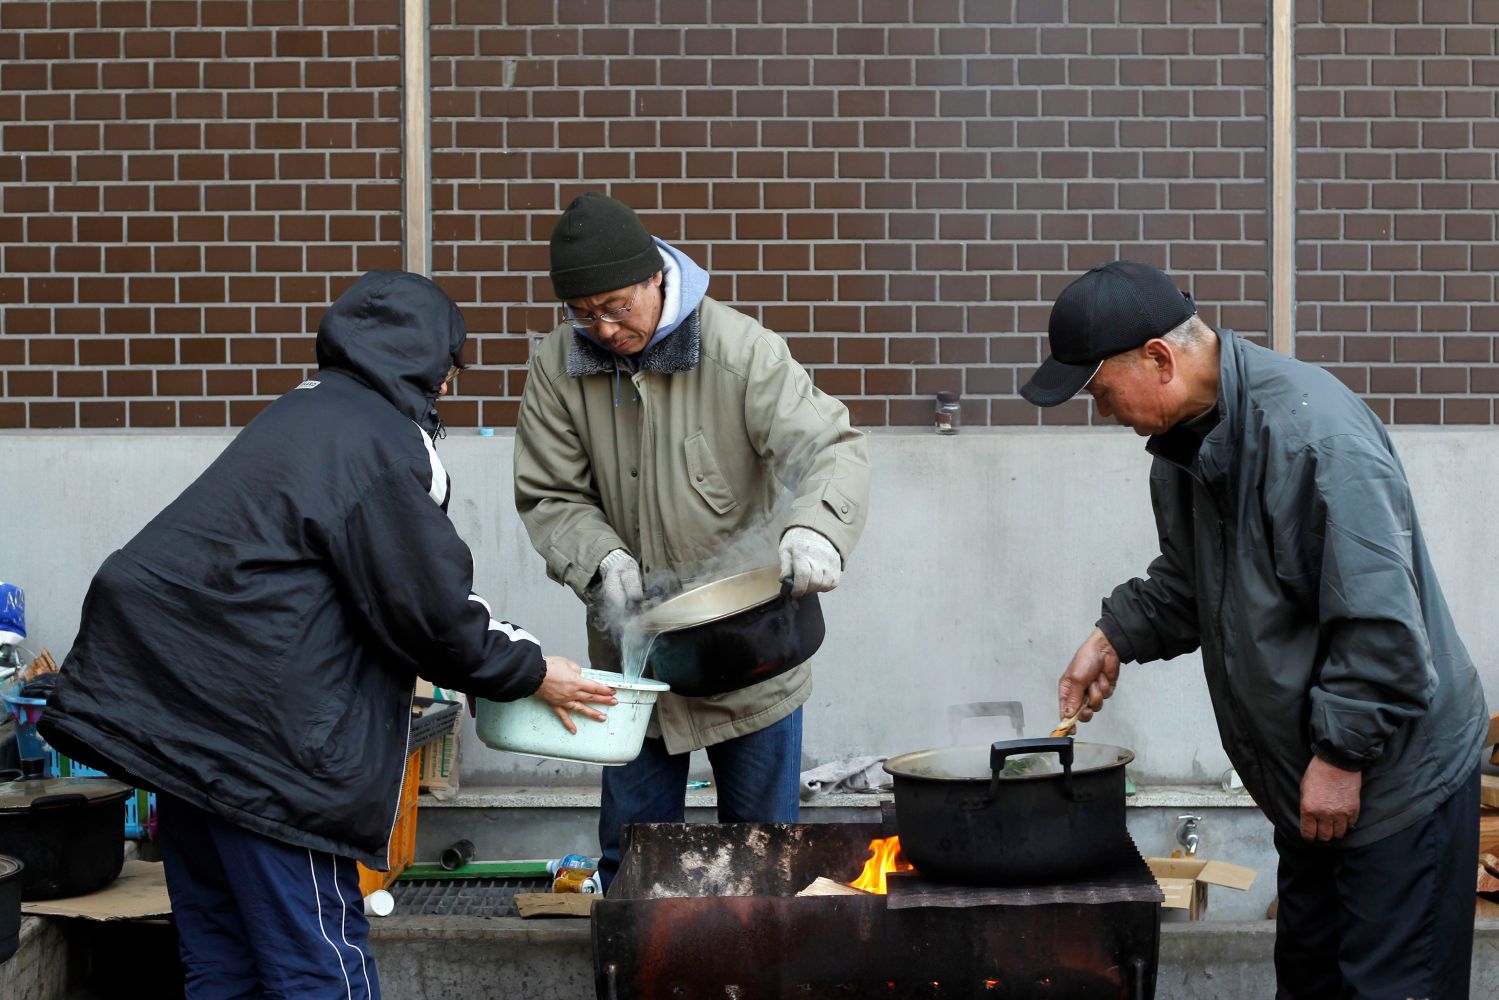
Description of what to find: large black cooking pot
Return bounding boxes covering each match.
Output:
[883,737,1134,885]
[0,776,130,900]
[0,855,21,965]
[637,567,824,698]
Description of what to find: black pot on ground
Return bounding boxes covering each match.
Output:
[0,855,22,965]
[0,776,130,900]
[883,737,1134,886]
[638,569,824,698]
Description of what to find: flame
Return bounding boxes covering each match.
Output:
[849,836,913,894]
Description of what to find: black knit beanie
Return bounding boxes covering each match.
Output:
[548,192,662,301]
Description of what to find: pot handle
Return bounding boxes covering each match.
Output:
[780,576,794,598]
[29,793,89,812]
[986,736,1075,802]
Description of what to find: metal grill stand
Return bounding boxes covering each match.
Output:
[593,820,1163,999]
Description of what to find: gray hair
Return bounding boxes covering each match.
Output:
[1107,313,1212,368]
[1160,313,1213,352]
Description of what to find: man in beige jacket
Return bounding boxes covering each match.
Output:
[515,192,870,889]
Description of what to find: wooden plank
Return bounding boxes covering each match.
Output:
[516,893,595,918]
[1486,712,1499,748]
[1482,775,1499,809]
[796,877,871,897]
[1480,810,1499,858]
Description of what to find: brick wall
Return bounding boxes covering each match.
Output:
[1,1,1494,429]
[0,0,401,429]
[1295,1,1499,425]
[432,0,1270,428]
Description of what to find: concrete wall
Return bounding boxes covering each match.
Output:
[4,428,1496,785]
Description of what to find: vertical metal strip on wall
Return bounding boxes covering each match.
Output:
[1269,0,1295,355]
[401,0,431,276]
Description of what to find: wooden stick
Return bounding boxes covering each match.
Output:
[1050,707,1085,738]
[796,877,872,897]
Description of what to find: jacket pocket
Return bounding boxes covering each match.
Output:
[296,698,347,773]
[822,483,859,526]
[684,432,739,515]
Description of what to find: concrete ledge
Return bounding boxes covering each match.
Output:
[420,782,1261,811]
[0,916,81,1000]
[420,785,886,810]
[369,915,593,1000]
[1128,784,1258,809]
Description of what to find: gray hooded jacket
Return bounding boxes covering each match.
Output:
[1098,328,1487,848]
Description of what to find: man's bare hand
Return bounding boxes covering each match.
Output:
[535,656,618,734]
[1058,627,1122,723]
[1299,755,1361,842]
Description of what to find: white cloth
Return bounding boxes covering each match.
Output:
[778,527,841,597]
[799,755,891,801]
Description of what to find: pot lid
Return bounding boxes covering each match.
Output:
[635,566,784,633]
[0,855,20,880]
[883,741,1134,781]
[0,775,133,813]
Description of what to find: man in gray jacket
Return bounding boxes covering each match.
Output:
[1022,260,1486,999]
[515,193,870,890]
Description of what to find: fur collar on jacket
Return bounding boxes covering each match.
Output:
[566,308,701,378]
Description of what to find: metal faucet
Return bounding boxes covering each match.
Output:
[1176,814,1201,857]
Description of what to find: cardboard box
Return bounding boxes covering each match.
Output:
[1146,857,1257,920]
[414,679,461,799]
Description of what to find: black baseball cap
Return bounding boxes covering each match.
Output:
[1020,260,1196,407]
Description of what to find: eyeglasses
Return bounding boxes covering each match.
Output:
[565,282,644,329]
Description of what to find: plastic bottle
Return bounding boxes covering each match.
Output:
[546,854,594,877]
[0,642,24,682]
[552,868,601,894]
[363,889,395,917]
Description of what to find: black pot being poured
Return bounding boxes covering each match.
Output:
[635,566,825,698]
[883,737,1135,886]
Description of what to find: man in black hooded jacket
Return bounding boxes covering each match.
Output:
[41,271,615,999]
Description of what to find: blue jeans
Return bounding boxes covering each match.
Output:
[597,706,803,890]
[157,794,380,1000]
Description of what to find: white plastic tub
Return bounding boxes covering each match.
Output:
[474,668,669,766]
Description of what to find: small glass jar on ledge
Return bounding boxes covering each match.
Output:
[934,391,961,435]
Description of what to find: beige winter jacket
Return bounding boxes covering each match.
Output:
[514,296,870,752]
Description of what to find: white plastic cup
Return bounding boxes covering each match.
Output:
[363,889,395,917]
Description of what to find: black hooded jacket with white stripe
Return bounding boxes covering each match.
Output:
[41,270,546,867]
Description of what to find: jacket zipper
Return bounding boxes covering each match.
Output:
[382,685,416,872]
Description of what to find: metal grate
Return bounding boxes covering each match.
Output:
[387,876,552,918]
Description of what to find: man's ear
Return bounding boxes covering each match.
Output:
[1142,338,1175,383]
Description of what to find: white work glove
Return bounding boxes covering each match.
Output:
[597,548,644,617]
[778,527,842,598]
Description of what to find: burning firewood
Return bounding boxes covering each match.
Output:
[796,877,872,897]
